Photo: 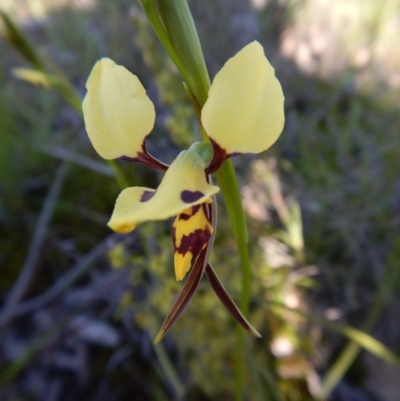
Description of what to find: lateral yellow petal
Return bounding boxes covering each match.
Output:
[82,58,155,160]
[172,205,213,281]
[108,148,219,233]
[107,187,155,233]
[201,41,284,156]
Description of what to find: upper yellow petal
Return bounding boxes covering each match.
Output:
[82,58,155,160]
[201,41,284,156]
[108,147,220,233]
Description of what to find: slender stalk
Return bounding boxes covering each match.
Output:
[216,161,251,401]
[183,71,253,401]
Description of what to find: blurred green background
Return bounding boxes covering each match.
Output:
[1,0,400,400]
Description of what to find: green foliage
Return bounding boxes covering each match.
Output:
[1,0,400,400]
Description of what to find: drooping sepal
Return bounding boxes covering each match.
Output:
[172,203,213,281]
[206,263,261,338]
[201,41,284,167]
[154,247,208,343]
[107,146,219,233]
[82,58,155,160]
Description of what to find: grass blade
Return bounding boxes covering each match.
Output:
[0,162,70,329]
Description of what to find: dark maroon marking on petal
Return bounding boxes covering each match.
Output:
[174,228,212,258]
[135,151,169,171]
[178,205,201,221]
[141,137,148,151]
[119,138,169,172]
[206,138,229,174]
[206,137,243,173]
[140,190,155,202]
[178,212,191,221]
[181,190,204,203]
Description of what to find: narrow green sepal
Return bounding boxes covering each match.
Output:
[138,0,187,78]
[149,0,210,106]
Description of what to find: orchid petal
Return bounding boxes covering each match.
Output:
[201,41,284,157]
[82,58,155,160]
[108,148,219,233]
[172,204,213,281]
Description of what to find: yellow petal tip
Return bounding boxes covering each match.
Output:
[174,252,193,281]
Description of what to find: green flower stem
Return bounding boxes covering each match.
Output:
[140,1,252,398]
[215,160,251,401]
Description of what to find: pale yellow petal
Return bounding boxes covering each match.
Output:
[108,148,219,233]
[82,58,155,160]
[201,41,284,155]
[107,187,155,233]
[172,205,213,281]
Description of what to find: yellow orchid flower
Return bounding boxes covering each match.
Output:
[107,145,219,281]
[82,41,284,340]
[82,41,283,276]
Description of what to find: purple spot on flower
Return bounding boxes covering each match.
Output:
[181,190,204,203]
[140,190,155,202]
[174,228,212,256]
